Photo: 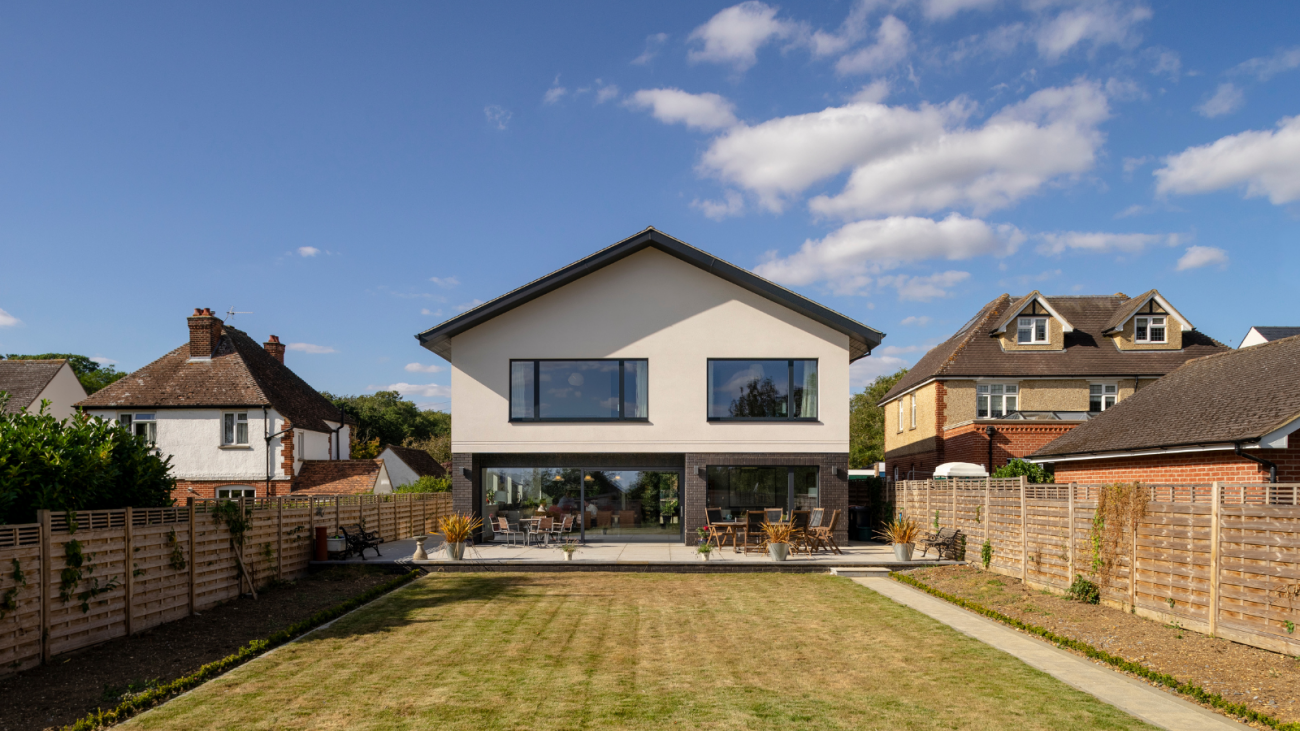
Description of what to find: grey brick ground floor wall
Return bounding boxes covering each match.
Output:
[453,451,848,545]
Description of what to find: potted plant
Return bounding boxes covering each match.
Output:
[559,543,578,561]
[761,522,795,562]
[696,542,714,561]
[326,534,346,554]
[438,513,483,561]
[876,517,920,561]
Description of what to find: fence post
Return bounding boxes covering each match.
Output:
[926,483,931,528]
[1210,480,1221,637]
[335,496,341,531]
[422,494,427,534]
[276,497,284,581]
[38,509,50,664]
[951,483,957,534]
[124,506,134,635]
[187,498,196,616]
[1020,476,1028,582]
[1067,482,1076,585]
[1129,489,1139,612]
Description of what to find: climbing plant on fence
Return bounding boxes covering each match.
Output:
[1089,482,1148,592]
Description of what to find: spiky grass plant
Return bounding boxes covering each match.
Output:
[876,517,920,545]
[438,513,483,544]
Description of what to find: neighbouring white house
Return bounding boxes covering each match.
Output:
[78,308,363,499]
[415,228,885,545]
[0,359,88,421]
[378,444,447,487]
[1240,327,1300,349]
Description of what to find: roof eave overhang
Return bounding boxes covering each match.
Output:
[414,229,884,363]
[992,292,1075,334]
[1103,291,1194,334]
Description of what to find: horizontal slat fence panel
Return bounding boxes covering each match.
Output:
[892,479,1300,658]
[0,492,450,675]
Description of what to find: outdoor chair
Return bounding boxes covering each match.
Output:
[804,510,840,555]
[340,524,383,560]
[495,516,525,546]
[742,510,768,554]
[527,516,554,546]
[704,508,727,549]
[765,508,783,523]
[618,510,639,528]
[789,510,812,554]
[597,510,613,528]
[548,514,575,543]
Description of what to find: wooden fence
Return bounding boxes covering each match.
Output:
[893,478,1300,657]
[0,492,451,675]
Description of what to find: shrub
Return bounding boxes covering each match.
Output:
[1066,575,1101,604]
[394,475,451,493]
[991,459,1054,484]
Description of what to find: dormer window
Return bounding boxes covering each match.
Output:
[1017,317,1048,344]
[1135,316,1166,343]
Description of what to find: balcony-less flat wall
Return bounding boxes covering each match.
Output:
[449,248,850,454]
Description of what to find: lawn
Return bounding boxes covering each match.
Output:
[123,573,1154,731]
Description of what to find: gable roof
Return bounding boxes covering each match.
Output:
[1034,334,1300,458]
[0,359,68,413]
[879,293,1229,404]
[1250,327,1300,343]
[990,291,1075,334]
[415,227,884,362]
[76,326,349,433]
[380,445,446,478]
[1100,289,1192,334]
[291,460,385,495]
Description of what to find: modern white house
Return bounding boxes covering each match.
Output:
[0,359,88,421]
[78,309,356,499]
[415,228,884,544]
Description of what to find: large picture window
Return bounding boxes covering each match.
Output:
[510,359,648,421]
[707,359,818,420]
[705,466,819,520]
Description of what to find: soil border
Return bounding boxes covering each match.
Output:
[60,568,422,731]
[891,571,1299,731]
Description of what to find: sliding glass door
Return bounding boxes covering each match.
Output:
[704,466,819,521]
[482,466,682,543]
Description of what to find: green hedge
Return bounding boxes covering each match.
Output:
[63,569,421,731]
[890,571,1298,731]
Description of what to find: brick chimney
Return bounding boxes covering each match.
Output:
[187,308,224,360]
[264,335,286,364]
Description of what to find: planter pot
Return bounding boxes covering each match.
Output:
[697,550,712,561]
[768,542,790,562]
[562,552,574,561]
[446,541,466,561]
[326,537,346,553]
[893,542,915,562]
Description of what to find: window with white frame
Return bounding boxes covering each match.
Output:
[121,413,157,443]
[1089,383,1118,412]
[1134,316,1166,343]
[1017,317,1049,344]
[977,384,1019,418]
[897,399,904,433]
[222,412,249,445]
[909,394,917,429]
[216,487,256,499]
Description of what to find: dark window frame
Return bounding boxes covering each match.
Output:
[509,358,649,423]
[704,465,821,513]
[705,358,820,422]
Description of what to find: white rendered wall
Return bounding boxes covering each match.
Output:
[450,248,852,454]
[37,363,88,421]
[374,462,393,494]
[85,408,297,481]
[379,448,420,487]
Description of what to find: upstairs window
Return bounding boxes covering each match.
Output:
[510,359,648,421]
[977,384,1018,418]
[1089,384,1118,412]
[121,413,156,444]
[897,400,903,433]
[1017,317,1048,344]
[707,359,817,421]
[1135,316,1166,343]
[909,394,917,429]
[223,412,249,445]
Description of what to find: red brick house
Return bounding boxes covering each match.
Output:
[1031,334,1300,483]
[879,290,1228,480]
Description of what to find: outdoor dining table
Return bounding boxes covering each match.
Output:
[710,521,745,552]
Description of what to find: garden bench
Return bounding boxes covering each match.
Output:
[340,524,383,559]
[917,527,962,560]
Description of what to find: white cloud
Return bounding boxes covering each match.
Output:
[808,0,871,58]
[901,315,932,326]
[753,213,1022,294]
[90,356,118,365]
[484,105,511,130]
[1197,83,1244,118]
[1037,231,1181,255]
[1231,47,1300,81]
[922,0,1000,20]
[373,382,451,399]
[287,343,336,354]
[687,1,798,72]
[543,83,567,105]
[850,350,916,387]
[627,88,738,131]
[1122,155,1151,175]
[632,32,669,65]
[692,190,745,220]
[1114,204,1147,218]
[0,308,20,328]
[429,276,459,288]
[1147,48,1181,80]
[879,271,970,301]
[1033,3,1152,62]
[297,246,320,257]
[1155,115,1300,205]
[420,308,443,317]
[454,299,485,313]
[594,82,621,104]
[404,362,446,374]
[850,79,891,104]
[835,16,911,76]
[1176,245,1229,271]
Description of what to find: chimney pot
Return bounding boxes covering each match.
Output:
[264,335,286,364]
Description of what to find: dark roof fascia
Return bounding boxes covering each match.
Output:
[1032,438,1258,461]
[414,228,884,362]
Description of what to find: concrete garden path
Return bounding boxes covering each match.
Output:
[855,575,1250,731]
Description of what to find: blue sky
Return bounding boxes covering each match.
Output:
[1,1,1297,409]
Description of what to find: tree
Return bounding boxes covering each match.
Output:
[321,391,450,462]
[2,353,127,395]
[849,368,909,469]
[0,402,175,524]
[729,377,784,417]
[992,458,1054,484]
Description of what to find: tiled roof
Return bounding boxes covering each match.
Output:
[382,445,446,478]
[1100,289,1153,333]
[1254,327,1300,342]
[880,293,1229,404]
[1034,334,1300,457]
[76,326,349,433]
[0,359,66,413]
[291,460,383,495]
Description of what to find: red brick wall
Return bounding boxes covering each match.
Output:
[934,383,947,464]
[173,479,285,500]
[280,422,295,482]
[1053,445,1300,483]
[944,421,1079,472]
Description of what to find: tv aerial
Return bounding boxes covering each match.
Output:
[226,307,253,320]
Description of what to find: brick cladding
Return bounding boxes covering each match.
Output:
[885,420,1078,480]
[1053,444,1300,484]
[280,422,295,480]
[173,479,285,500]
